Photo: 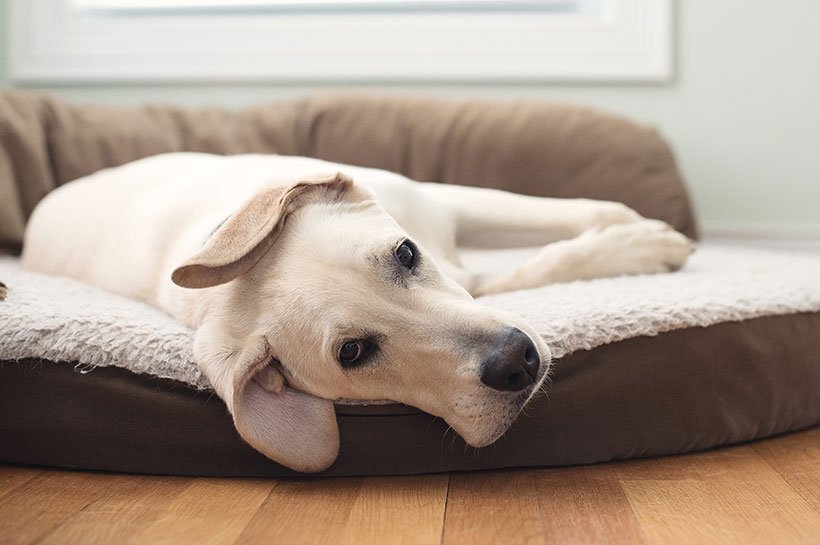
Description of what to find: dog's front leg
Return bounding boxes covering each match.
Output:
[469,220,694,296]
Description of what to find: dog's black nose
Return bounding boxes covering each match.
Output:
[480,328,540,392]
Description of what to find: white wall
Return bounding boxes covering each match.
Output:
[2,0,819,235]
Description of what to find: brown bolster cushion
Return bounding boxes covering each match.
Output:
[0,91,697,254]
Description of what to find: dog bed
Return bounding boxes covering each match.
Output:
[2,244,820,476]
[1,92,819,476]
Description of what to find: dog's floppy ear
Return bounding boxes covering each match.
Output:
[172,172,353,289]
[195,321,339,473]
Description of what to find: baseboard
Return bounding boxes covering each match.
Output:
[700,221,820,251]
[701,221,820,239]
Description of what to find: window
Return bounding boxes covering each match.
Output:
[9,0,672,82]
[74,0,598,11]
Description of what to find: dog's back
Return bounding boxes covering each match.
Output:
[24,153,328,303]
[22,152,431,308]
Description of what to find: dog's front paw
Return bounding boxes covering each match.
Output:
[582,201,645,230]
[595,219,694,275]
[0,281,6,301]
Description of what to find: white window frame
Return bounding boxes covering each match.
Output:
[8,0,673,83]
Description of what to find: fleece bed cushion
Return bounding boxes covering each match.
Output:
[2,244,820,476]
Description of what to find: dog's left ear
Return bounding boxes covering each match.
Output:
[172,172,354,289]
[195,322,339,473]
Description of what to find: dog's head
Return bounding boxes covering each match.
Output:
[172,173,550,472]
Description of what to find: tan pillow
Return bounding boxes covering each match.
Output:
[0,91,697,253]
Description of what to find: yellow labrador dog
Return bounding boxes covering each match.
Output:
[22,152,692,472]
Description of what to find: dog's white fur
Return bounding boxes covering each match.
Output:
[21,152,692,472]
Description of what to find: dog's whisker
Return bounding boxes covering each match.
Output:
[440,423,456,451]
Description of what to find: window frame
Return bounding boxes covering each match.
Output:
[8,0,673,83]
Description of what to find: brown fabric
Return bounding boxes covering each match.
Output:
[0,91,697,254]
[2,312,818,476]
[300,95,697,238]
[0,92,56,252]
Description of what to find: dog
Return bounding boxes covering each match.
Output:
[21,152,693,472]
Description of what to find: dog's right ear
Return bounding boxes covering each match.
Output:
[172,172,353,289]
[194,321,339,473]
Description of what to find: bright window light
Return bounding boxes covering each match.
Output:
[73,0,595,13]
[11,0,668,82]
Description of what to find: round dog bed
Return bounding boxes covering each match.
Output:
[2,244,819,476]
[1,92,818,476]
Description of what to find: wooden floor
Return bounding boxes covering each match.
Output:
[1,427,819,545]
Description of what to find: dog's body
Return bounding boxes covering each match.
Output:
[22,152,692,471]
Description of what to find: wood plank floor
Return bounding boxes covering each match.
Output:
[1,427,819,545]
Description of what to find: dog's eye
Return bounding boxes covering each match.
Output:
[395,240,416,269]
[338,339,378,368]
[339,340,364,367]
